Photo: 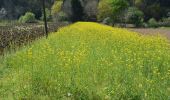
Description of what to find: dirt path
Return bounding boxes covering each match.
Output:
[128,28,170,40]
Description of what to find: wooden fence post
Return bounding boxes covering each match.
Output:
[42,0,48,38]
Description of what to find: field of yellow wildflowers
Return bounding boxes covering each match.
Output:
[0,22,170,99]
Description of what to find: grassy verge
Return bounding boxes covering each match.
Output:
[0,22,170,99]
[160,27,170,29]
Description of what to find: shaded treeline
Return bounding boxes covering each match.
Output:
[0,0,54,19]
[0,0,170,21]
[128,0,170,20]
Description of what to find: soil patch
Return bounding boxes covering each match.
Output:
[128,28,170,40]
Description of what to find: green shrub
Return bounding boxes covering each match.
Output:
[98,0,128,24]
[51,1,63,16]
[142,22,148,28]
[51,1,68,22]
[148,18,158,28]
[159,17,170,27]
[111,0,129,23]
[102,17,113,25]
[125,7,144,27]
[41,8,51,21]
[97,0,113,22]
[19,12,36,23]
[18,15,24,23]
[53,11,69,22]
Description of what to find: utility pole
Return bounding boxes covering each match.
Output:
[42,0,48,38]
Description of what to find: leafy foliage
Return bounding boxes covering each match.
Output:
[54,11,69,22]
[125,7,144,27]
[97,0,128,23]
[0,0,170,22]
[51,0,63,16]
[0,0,54,19]
[19,12,36,23]
[40,8,51,21]
[97,0,113,21]
[148,18,158,28]
[159,17,170,27]
[111,0,129,14]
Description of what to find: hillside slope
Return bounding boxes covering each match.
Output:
[1,22,170,99]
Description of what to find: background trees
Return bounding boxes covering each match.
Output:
[125,7,144,27]
[71,0,84,22]
[0,0,169,27]
[0,0,54,19]
[97,0,170,27]
[97,0,113,22]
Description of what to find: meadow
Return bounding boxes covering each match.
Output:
[0,22,170,99]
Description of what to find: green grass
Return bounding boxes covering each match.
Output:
[160,27,170,29]
[0,22,170,99]
[0,20,19,26]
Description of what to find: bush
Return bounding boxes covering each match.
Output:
[51,1,66,22]
[111,0,128,23]
[98,0,128,24]
[58,12,68,21]
[159,17,170,27]
[125,7,144,27]
[102,17,113,25]
[97,0,113,22]
[40,8,51,21]
[19,12,36,23]
[141,22,148,28]
[54,11,69,22]
[51,1,63,16]
[148,18,158,28]
[18,15,24,23]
